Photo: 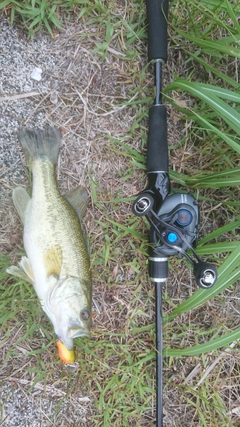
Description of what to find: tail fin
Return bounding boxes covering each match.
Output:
[18,126,61,164]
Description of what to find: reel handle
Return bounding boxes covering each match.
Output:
[146,0,169,62]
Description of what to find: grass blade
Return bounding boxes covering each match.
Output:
[165,330,240,356]
[198,220,240,246]
[167,80,240,136]
[175,30,240,58]
[165,243,240,322]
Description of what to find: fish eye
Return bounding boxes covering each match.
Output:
[80,309,90,321]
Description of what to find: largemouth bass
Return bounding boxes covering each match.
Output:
[7,127,92,358]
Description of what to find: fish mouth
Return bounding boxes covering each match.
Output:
[69,329,90,339]
[57,329,90,350]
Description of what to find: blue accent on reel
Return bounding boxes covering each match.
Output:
[176,209,192,226]
[167,232,178,243]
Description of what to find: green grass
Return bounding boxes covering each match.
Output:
[1,0,240,425]
[0,0,147,47]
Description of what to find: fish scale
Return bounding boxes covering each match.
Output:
[27,158,89,280]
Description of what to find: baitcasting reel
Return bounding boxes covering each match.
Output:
[132,192,218,288]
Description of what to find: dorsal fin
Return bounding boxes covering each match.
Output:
[63,186,89,220]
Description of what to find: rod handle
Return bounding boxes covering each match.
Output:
[146,105,168,173]
[146,0,169,62]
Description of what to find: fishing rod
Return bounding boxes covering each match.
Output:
[132,1,218,425]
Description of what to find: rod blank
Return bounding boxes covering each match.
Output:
[155,282,163,427]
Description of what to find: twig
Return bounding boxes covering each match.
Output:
[5,377,90,402]
[195,341,238,388]
[0,92,40,102]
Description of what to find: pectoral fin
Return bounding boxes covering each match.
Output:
[63,186,88,220]
[12,187,31,224]
[6,256,34,284]
[44,245,62,277]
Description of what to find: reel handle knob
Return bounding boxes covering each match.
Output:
[194,262,218,289]
[132,193,154,217]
